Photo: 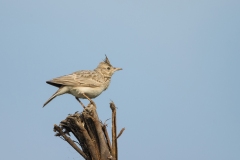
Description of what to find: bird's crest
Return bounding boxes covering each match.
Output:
[104,55,112,66]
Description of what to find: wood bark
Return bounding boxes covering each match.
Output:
[53,102,124,160]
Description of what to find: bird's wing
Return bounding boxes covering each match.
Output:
[46,70,104,88]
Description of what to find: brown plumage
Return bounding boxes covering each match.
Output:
[43,55,122,107]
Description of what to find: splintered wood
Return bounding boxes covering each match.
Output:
[53,102,124,160]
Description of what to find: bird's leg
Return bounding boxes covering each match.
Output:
[82,93,96,107]
[75,97,85,108]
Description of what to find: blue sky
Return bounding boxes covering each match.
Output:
[0,0,240,160]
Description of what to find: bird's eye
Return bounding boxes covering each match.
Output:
[107,67,110,70]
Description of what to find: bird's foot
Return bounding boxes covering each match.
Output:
[82,93,96,107]
[75,97,85,108]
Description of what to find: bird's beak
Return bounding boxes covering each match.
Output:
[114,67,122,72]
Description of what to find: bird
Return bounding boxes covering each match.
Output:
[43,55,122,108]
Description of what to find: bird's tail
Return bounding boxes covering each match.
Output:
[43,86,69,107]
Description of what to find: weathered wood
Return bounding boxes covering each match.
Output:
[91,108,110,159]
[53,124,88,159]
[102,124,112,153]
[117,128,125,139]
[53,101,124,160]
[110,102,117,160]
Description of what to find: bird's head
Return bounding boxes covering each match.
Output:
[95,55,122,77]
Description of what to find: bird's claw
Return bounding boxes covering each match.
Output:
[75,97,86,108]
[82,93,96,107]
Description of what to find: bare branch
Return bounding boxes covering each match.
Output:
[53,124,88,159]
[110,102,118,160]
[117,128,125,139]
[53,101,123,160]
[102,124,112,152]
[90,105,111,159]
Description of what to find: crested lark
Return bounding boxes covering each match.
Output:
[43,55,122,107]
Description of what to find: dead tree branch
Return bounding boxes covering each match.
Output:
[110,102,117,160]
[53,102,124,160]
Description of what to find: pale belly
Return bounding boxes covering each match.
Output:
[69,86,105,99]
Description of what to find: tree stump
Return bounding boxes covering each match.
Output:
[53,102,124,160]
